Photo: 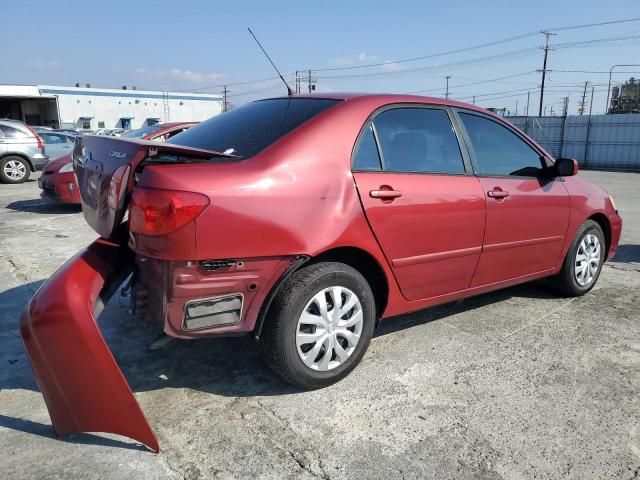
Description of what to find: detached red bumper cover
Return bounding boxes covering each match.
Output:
[19,232,159,452]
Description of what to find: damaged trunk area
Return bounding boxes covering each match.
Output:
[73,135,236,239]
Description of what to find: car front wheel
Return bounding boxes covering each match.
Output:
[0,156,30,184]
[260,261,376,390]
[551,220,605,297]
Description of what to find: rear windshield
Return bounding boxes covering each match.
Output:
[168,98,341,158]
[122,125,162,138]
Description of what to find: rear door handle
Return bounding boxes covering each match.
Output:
[487,189,509,199]
[370,189,402,200]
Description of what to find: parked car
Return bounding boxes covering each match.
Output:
[21,94,622,452]
[32,126,54,133]
[39,122,199,204]
[0,119,48,183]
[39,131,77,160]
[108,128,126,136]
[121,121,197,141]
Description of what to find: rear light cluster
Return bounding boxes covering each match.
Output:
[129,187,209,237]
[24,124,45,150]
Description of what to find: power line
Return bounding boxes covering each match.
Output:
[308,17,640,73]
[404,71,537,94]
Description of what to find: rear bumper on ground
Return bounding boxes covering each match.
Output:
[39,171,81,204]
[19,232,159,452]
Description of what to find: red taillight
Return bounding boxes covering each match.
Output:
[129,188,209,237]
[24,124,45,150]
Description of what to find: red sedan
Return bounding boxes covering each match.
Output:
[21,94,622,451]
[38,122,197,204]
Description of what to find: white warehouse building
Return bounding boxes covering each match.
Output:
[0,84,223,131]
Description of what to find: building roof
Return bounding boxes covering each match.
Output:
[0,84,222,102]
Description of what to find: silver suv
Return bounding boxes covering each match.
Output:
[0,120,49,183]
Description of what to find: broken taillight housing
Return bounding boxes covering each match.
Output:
[129,187,209,237]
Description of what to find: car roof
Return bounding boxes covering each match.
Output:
[262,92,494,116]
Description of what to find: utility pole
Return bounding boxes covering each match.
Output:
[537,30,556,116]
[578,81,588,115]
[472,95,476,106]
[515,99,519,116]
[295,70,300,94]
[562,96,569,117]
[222,85,230,112]
[445,75,451,99]
[307,69,316,93]
[525,91,530,116]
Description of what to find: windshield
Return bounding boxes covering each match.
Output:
[121,125,162,138]
[168,98,341,158]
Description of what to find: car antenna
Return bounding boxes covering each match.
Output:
[247,27,295,96]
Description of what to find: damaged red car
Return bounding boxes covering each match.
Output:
[20,94,622,452]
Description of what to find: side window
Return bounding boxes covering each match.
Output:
[353,124,382,171]
[458,112,543,177]
[372,108,465,174]
[0,125,28,139]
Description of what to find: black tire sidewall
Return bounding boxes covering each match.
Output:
[0,156,30,184]
[272,264,376,388]
[562,221,605,295]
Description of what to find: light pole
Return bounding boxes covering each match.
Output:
[606,64,640,113]
[445,75,451,99]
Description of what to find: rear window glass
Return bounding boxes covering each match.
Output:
[168,98,341,158]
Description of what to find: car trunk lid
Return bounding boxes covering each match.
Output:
[73,135,235,239]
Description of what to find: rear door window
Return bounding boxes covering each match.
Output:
[372,108,465,174]
[169,98,341,158]
[353,124,382,171]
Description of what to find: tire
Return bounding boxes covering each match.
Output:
[0,156,30,184]
[260,261,376,390]
[550,220,605,297]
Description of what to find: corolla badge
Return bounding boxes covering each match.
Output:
[109,151,127,159]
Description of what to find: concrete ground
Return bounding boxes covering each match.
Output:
[0,170,638,480]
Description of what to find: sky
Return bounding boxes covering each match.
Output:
[3,0,640,115]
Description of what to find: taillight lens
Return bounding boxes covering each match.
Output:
[24,124,45,150]
[129,188,209,237]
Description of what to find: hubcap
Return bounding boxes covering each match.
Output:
[3,160,26,181]
[296,286,364,371]
[574,233,601,286]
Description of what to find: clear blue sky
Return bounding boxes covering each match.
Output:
[4,0,640,114]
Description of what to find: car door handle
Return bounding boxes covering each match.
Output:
[487,189,509,199]
[370,189,403,200]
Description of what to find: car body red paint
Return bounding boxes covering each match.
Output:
[20,94,622,451]
[38,122,198,204]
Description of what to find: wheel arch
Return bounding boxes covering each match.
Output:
[253,246,390,339]
[588,212,611,258]
[307,246,389,317]
[0,153,35,172]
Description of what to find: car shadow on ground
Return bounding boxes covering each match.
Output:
[612,244,640,263]
[5,199,81,214]
[0,277,558,448]
[0,415,146,451]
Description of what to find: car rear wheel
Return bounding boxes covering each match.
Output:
[551,220,605,297]
[260,261,376,390]
[0,156,30,184]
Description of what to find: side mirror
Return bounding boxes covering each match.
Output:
[553,158,579,177]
